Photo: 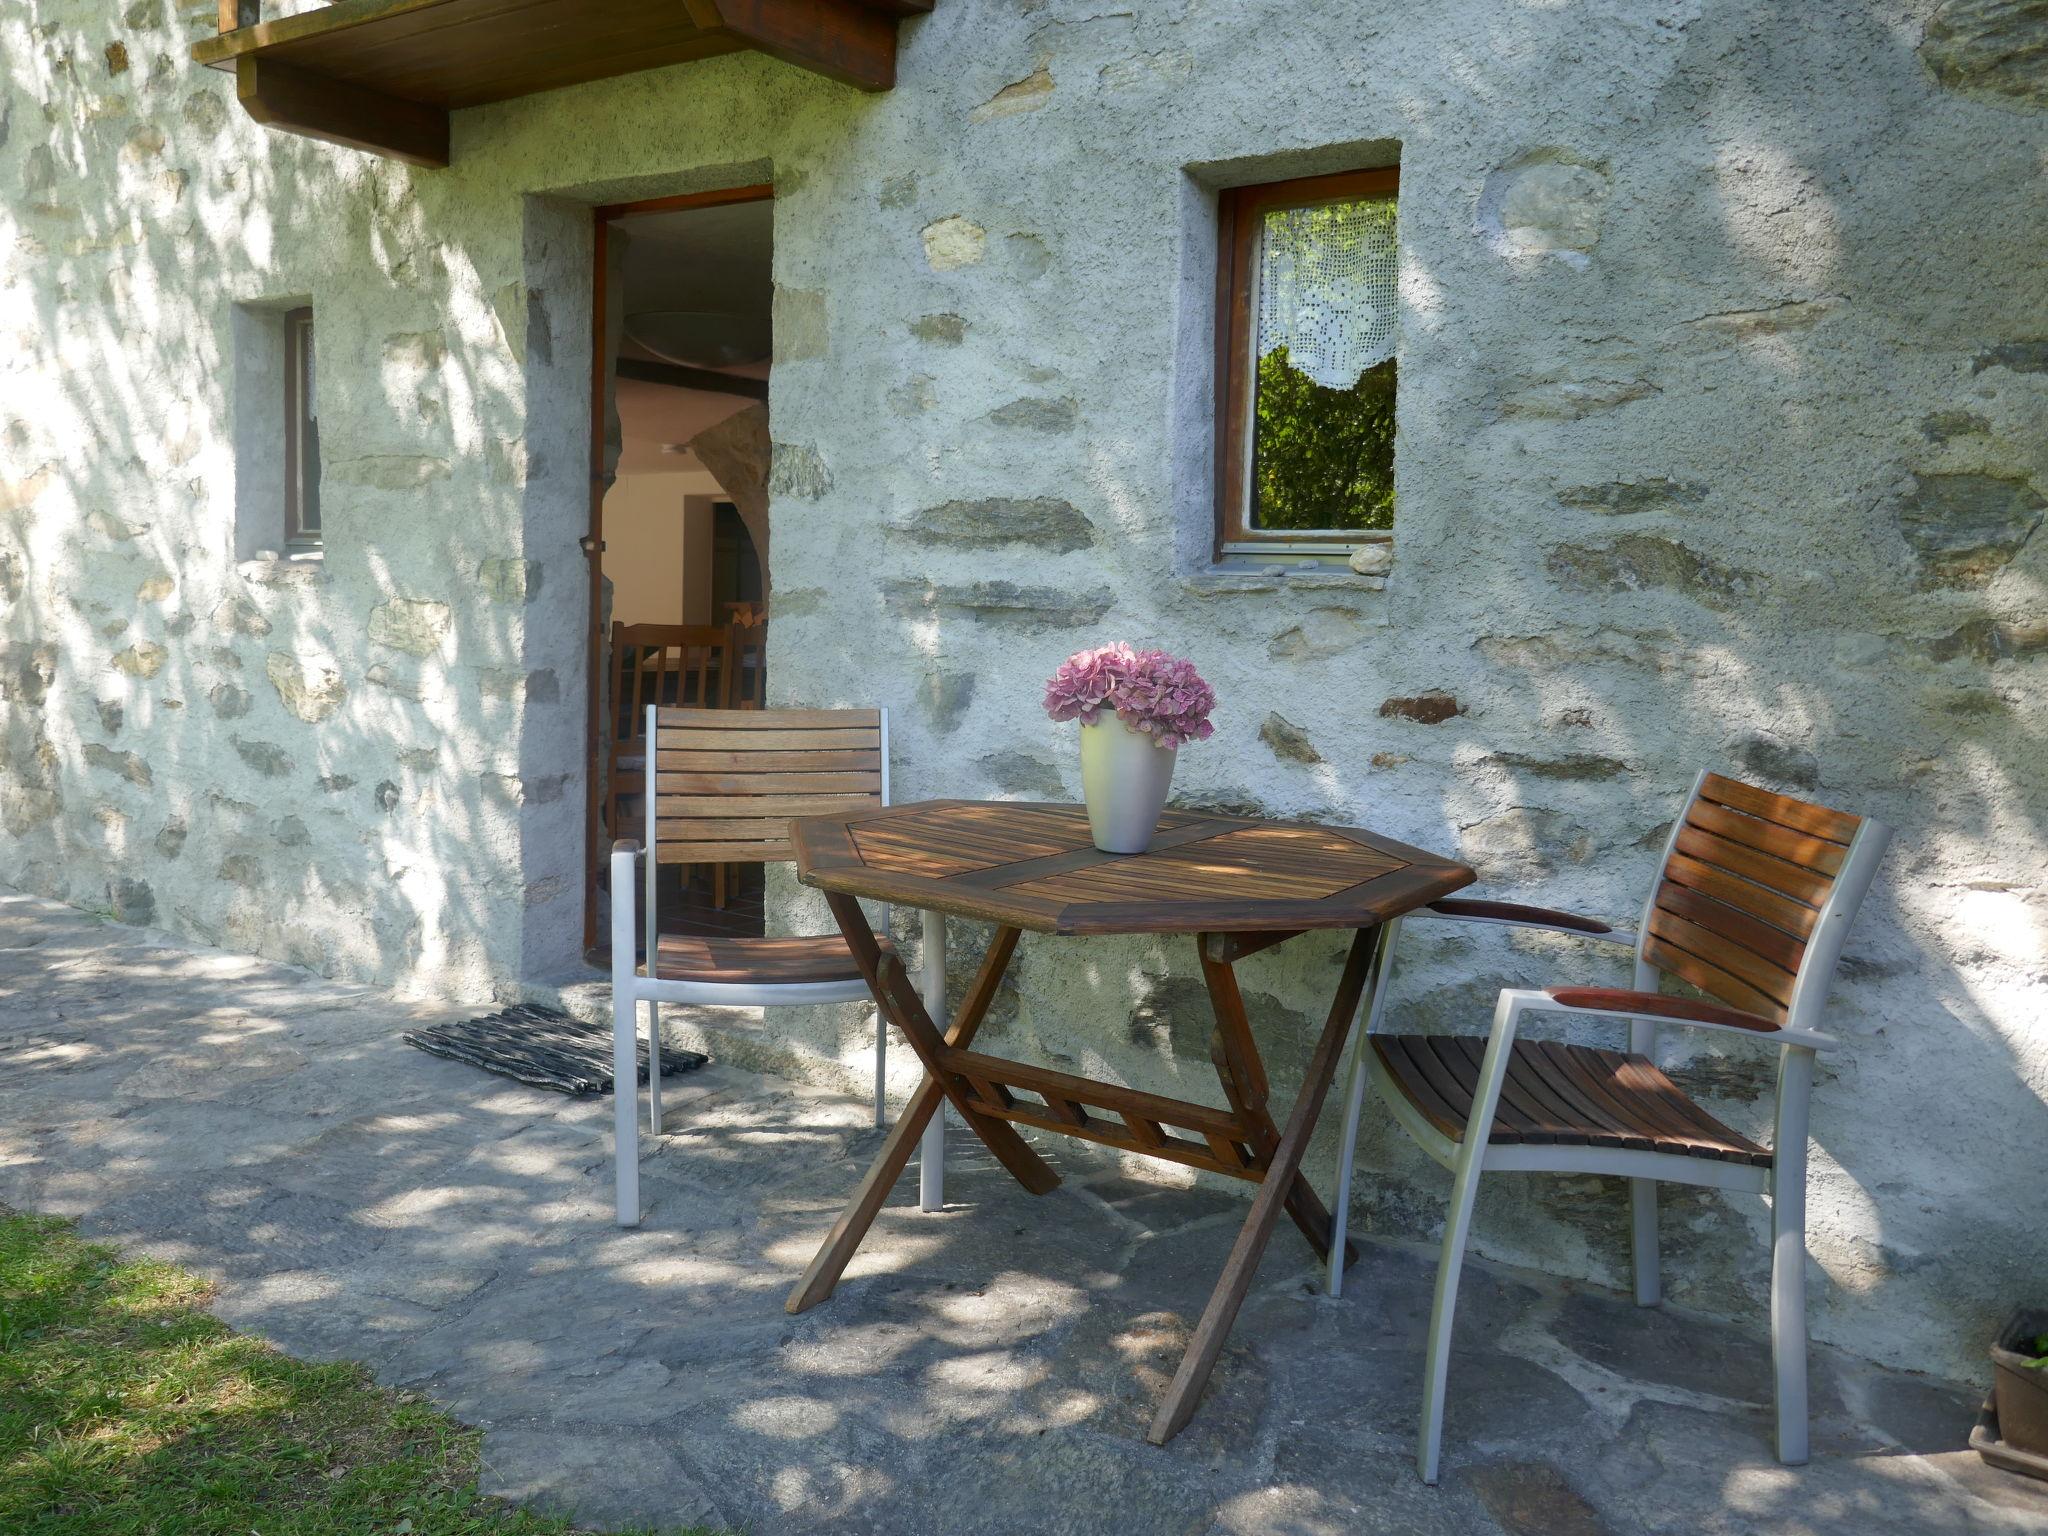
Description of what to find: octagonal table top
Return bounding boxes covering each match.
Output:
[790,800,1474,935]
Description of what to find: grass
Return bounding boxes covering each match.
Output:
[0,1207,727,1535]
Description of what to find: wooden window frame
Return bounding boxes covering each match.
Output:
[1213,166,1400,561]
[282,305,320,550]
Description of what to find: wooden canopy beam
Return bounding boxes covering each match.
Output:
[682,0,899,92]
[197,0,932,167]
[236,56,450,169]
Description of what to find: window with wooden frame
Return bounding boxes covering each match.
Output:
[1215,168,1399,560]
[283,305,321,551]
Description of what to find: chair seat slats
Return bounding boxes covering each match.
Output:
[1374,1034,1771,1166]
[644,931,889,985]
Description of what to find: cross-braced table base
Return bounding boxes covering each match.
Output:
[786,896,1390,1445]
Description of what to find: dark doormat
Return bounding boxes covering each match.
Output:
[402,1004,708,1095]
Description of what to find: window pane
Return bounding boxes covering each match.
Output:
[296,316,320,537]
[1249,195,1397,533]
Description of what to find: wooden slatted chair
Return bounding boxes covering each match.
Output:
[1324,770,1891,1482]
[603,622,734,842]
[609,706,905,1227]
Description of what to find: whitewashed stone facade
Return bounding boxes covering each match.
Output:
[2,0,2044,1387]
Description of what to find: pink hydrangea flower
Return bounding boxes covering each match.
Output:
[1044,643,1214,749]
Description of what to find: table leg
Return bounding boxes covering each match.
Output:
[786,923,1027,1315]
[919,909,946,1213]
[1147,927,1380,1445]
[826,892,1060,1198]
[1197,938,1358,1271]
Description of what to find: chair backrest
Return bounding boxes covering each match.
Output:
[646,706,887,867]
[1636,771,1890,1031]
[729,621,767,710]
[609,623,734,749]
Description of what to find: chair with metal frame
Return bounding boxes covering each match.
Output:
[610,704,926,1227]
[1324,770,1891,1482]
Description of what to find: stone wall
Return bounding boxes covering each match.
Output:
[2,0,2044,1386]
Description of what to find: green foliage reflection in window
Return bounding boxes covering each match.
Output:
[1251,349,1395,532]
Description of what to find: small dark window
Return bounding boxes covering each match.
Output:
[283,306,320,549]
[1215,168,1399,559]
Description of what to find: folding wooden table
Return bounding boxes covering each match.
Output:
[781,800,1474,1443]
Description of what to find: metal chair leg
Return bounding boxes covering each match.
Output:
[1419,1142,1484,1485]
[645,1000,664,1134]
[1327,918,1400,1298]
[613,994,640,1227]
[1630,1179,1660,1306]
[1327,1035,1371,1299]
[873,1005,888,1130]
[1772,1045,1814,1464]
[611,844,642,1229]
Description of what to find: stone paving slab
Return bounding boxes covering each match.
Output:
[0,890,2041,1535]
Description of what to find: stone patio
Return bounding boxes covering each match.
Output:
[0,888,2040,1536]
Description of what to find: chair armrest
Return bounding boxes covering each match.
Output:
[1543,986,1835,1050]
[613,838,643,860]
[1420,898,1635,945]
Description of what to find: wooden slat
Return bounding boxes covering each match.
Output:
[1653,881,1807,972]
[1698,772,1860,846]
[653,839,794,863]
[655,793,880,818]
[941,1048,1247,1142]
[1647,908,1797,1010]
[1687,800,1847,877]
[1661,850,1821,938]
[654,749,880,773]
[654,707,879,731]
[1671,824,1836,908]
[655,815,802,837]
[656,728,878,751]
[659,771,881,795]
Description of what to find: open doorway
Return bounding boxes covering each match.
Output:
[586,186,773,956]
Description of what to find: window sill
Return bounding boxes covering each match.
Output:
[238,550,326,588]
[1185,557,1389,597]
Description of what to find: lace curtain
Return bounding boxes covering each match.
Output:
[1255,197,1398,391]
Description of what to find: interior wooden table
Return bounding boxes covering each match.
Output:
[782,799,1475,1444]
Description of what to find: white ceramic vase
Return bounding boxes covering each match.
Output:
[1079,716,1178,854]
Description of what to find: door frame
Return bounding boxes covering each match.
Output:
[584,182,776,956]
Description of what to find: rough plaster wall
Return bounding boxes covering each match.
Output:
[1,0,2044,1385]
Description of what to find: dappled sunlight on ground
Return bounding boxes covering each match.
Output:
[0,892,2041,1535]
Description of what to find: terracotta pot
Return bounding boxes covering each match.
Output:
[1993,1309,2048,1459]
[1079,716,1176,854]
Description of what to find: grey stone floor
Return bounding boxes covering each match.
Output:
[0,889,2041,1536]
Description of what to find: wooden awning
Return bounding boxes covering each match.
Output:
[192,0,934,169]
